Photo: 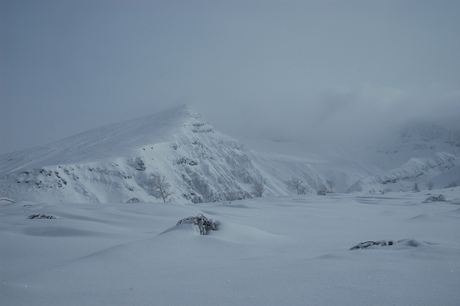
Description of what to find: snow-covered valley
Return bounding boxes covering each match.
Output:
[1,189,460,305]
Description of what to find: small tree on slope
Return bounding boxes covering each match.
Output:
[325,180,335,193]
[148,171,173,203]
[252,179,266,197]
[285,177,307,195]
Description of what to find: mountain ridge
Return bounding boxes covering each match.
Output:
[1,105,197,173]
[1,105,276,203]
[1,106,459,203]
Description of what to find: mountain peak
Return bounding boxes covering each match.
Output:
[0,105,207,173]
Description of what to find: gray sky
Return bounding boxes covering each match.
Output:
[1,0,460,154]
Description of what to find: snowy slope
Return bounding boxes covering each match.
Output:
[1,188,460,305]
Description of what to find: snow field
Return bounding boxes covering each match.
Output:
[1,189,460,305]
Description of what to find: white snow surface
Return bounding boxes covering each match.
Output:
[1,188,460,305]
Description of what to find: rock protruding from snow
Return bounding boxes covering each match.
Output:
[176,214,218,235]
[349,239,430,250]
[28,214,57,219]
[350,240,395,250]
[423,194,446,203]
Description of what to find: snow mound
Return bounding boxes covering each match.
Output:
[396,238,430,248]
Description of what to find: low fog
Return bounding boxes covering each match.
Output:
[194,83,460,146]
[1,1,459,154]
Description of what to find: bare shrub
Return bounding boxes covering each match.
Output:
[148,171,173,203]
[426,181,435,190]
[252,179,266,197]
[285,177,307,195]
[325,180,335,193]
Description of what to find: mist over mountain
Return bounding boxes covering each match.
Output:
[0,105,459,203]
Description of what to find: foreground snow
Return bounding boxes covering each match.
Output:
[1,189,460,305]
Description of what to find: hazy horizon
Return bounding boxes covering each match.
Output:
[1,0,459,154]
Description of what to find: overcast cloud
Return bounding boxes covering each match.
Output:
[1,0,459,154]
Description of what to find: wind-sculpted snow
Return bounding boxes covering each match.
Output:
[1,189,460,305]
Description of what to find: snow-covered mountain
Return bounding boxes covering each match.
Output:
[0,106,257,203]
[0,106,362,203]
[347,121,460,193]
[1,105,459,203]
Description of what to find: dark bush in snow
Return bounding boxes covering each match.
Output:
[349,240,395,250]
[445,179,460,188]
[129,157,146,171]
[317,190,327,196]
[28,214,57,219]
[174,157,198,166]
[423,194,446,203]
[176,214,218,235]
[126,197,141,203]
